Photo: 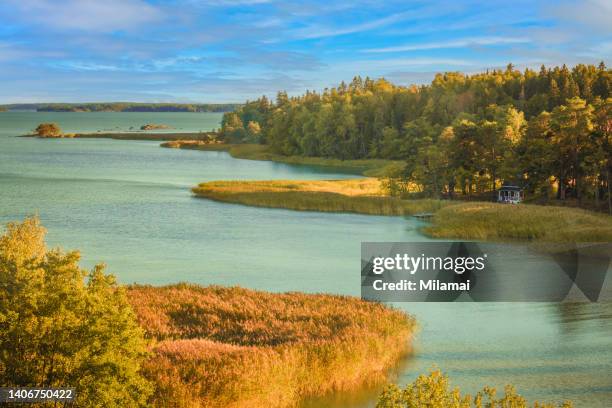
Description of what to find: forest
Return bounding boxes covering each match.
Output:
[220,63,611,210]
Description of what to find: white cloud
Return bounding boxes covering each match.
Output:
[554,0,612,33]
[8,0,162,32]
[362,36,531,53]
[0,41,65,61]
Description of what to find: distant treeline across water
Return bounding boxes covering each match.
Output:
[0,102,240,113]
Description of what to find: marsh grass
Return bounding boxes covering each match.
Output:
[425,202,612,242]
[195,180,612,241]
[192,179,450,216]
[128,284,415,408]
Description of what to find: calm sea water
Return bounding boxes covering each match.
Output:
[1,112,611,407]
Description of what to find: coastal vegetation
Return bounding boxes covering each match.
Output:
[129,284,415,408]
[192,180,612,241]
[140,123,172,130]
[35,122,64,138]
[1,218,416,407]
[219,63,611,213]
[160,133,223,149]
[161,139,226,149]
[424,201,612,241]
[376,370,572,408]
[0,218,152,407]
[29,126,217,141]
[193,179,448,215]
[167,142,401,176]
[222,144,402,176]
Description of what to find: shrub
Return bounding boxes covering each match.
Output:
[35,122,63,137]
[0,218,152,407]
[376,370,573,408]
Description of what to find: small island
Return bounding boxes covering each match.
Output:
[26,122,217,141]
[33,122,71,138]
[140,123,172,131]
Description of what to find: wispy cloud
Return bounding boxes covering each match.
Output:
[333,57,473,73]
[0,0,609,103]
[553,0,612,33]
[362,36,531,53]
[289,11,414,40]
[50,61,122,72]
[6,0,162,32]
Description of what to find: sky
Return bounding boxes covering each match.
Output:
[0,0,610,103]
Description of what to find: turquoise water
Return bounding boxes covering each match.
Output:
[1,112,611,407]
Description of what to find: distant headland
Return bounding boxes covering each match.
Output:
[0,102,240,113]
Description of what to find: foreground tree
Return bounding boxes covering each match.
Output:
[0,217,152,407]
[35,122,62,137]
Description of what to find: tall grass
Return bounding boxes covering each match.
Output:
[425,202,612,242]
[128,284,415,408]
[192,179,450,216]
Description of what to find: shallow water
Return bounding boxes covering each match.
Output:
[1,112,611,407]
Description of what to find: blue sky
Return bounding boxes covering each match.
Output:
[0,0,610,103]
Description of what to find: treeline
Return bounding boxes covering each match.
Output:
[1,102,240,113]
[221,63,611,208]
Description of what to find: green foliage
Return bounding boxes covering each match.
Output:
[221,63,612,210]
[35,122,62,137]
[0,218,152,407]
[376,370,573,408]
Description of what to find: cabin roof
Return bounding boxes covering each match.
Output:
[499,185,522,191]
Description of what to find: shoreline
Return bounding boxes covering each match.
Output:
[163,142,403,176]
[192,180,612,242]
[22,131,612,242]
[24,131,401,176]
[22,131,215,141]
[192,179,448,217]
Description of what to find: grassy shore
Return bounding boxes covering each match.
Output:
[128,284,415,408]
[192,179,449,216]
[161,139,227,150]
[163,142,401,176]
[193,180,612,241]
[425,201,612,242]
